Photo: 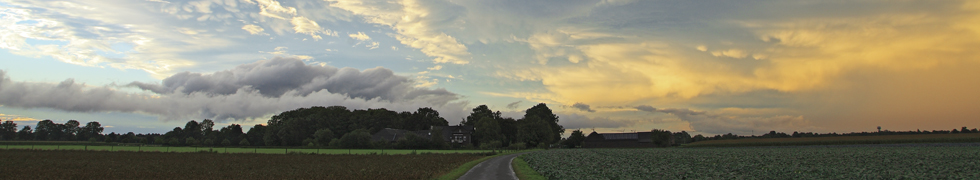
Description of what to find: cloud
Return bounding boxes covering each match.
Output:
[0,58,466,121]
[242,24,267,35]
[0,113,38,122]
[634,106,812,135]
[496,0,980,110]
[255,0,297,20]
[559,113,638,130]
[634,105,704,116]
[427,65,443,70]
[506,101,522,109]
[710,49,748,59]
[290,16,336,40]
[328,0,471,64]
[696,45,707,52]
[348,32,371,41]
[571,102,595,112]
[595,0,637,7]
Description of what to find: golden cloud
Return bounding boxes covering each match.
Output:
[512,3,980,106]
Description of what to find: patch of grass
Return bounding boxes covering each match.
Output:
[433,149,541,180]
[512,154,547,180]
[683,133,980,147]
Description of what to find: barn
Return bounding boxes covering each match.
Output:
[582,131,671,148]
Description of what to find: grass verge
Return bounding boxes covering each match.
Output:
[433,149,541,180]
[512,154,547,180]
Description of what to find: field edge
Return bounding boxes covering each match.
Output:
[513,154,547,180]
[432,149,541,180]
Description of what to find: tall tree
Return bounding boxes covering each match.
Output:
[64,120,80,141]
[79,121,104,141]
[313,128,333,146]
[183,120,201,139]
[405,107,448,131]
[34,120,58,140]
[562,129,586,148]
[218,124,244,145]
[462,105,498,127]
[337,129,373,149]
[1,120,17,140]
[200,119,215,137]
[474,117,502,146]
[516,116,553,148]
[651,129,672,147]
[498,117,518,146]
[246,124,266,146]
[524,103,563,143]
[17,125,33,140]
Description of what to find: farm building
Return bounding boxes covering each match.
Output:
[371,125,473,144]
[435,125,474,144]
[582,131,673,148]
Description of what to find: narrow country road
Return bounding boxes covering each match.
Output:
[457,152,530,180]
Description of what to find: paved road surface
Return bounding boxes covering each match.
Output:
[457,152,530,180]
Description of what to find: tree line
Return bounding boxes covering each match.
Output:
[685,127,980,142]
[0,103,566,150]
[0,120,105,142]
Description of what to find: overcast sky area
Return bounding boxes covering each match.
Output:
[1,0,979,136]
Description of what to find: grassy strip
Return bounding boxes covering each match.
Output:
[512,154,547,180]
[683,133,980,147]
[433,149,541,180]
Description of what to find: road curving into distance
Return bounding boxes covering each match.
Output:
[457,152,531,180]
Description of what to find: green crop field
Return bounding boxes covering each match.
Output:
[0,144,494,155]
[523,146,980,179]
[0,149,484,179]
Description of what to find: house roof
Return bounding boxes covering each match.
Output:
[587,131,653,142]
[601,133,639,140]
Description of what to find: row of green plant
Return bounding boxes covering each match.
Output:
[522,147,980,179]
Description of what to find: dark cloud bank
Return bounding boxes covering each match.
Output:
[0,57,468,121]
[634,105,810,135]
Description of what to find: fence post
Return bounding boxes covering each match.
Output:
[285,148,288,154]
[111,146,114,151]
[85,145,88,151]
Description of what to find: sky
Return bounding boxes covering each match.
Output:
[1,0,979,136]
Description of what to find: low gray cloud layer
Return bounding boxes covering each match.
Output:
[559,113,638,130]
[506,101,522,109]
[127,57,456,104]
[0,58,467,121]
[571,102,595,112]
[635,105,811,135]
